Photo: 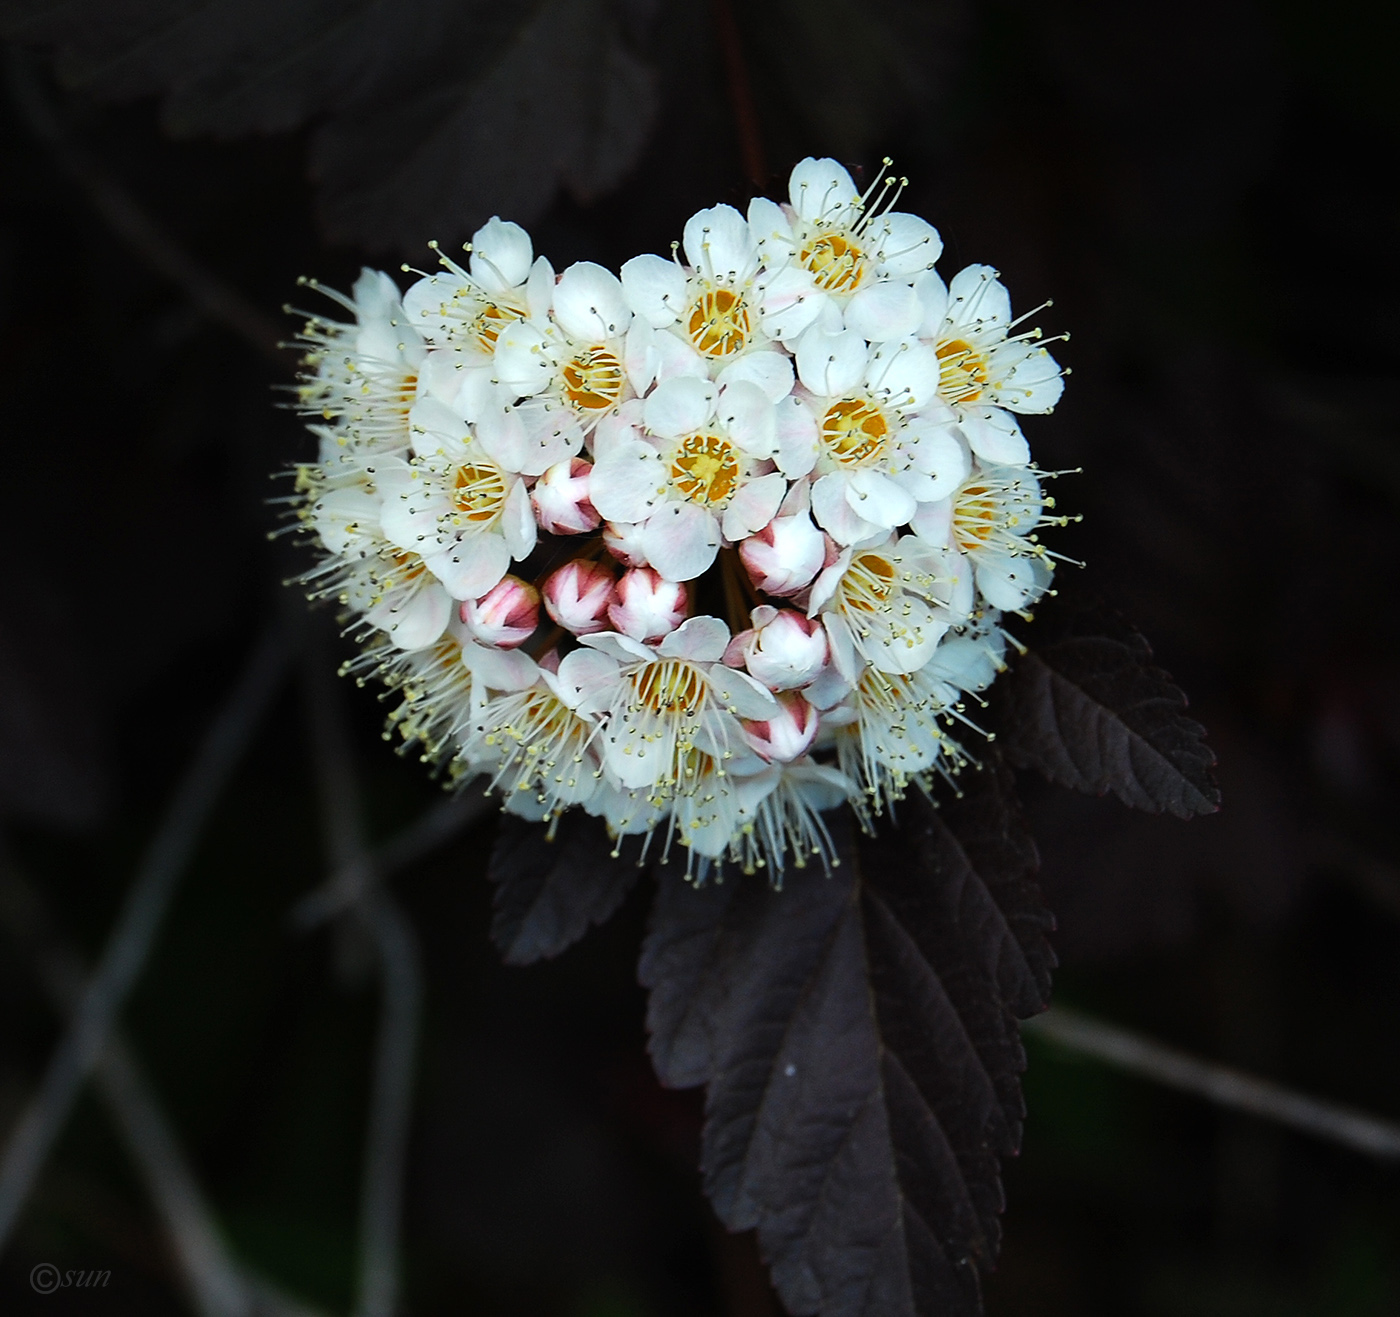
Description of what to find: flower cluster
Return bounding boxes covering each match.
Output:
[286,158,1072,879]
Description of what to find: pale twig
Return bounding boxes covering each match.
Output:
[291,785,492,929]
[5,48,285,363]
[1024,1006,1400,1161]
[0,625,293,1254]
[301,636,421,1317]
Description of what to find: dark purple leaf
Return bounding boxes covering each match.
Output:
[488,808,643,966]
[640,763,1053,1317]
[995,599,1219,818]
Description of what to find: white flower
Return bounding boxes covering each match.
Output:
[296,269,427,457]
[809,533,972,675]
[620,204,795,404]
[377,398,538,602]
[911,465,1057,612]
[737,759,854,880]
[461,648,604,818]
[494,260,635,437]
[588,379,788,582]
[738,482,828,598]
[793,328,969,544]
[918,264,1064,464]
[365,617,478,768]
[570,617,778,802]
[748,158,942,342]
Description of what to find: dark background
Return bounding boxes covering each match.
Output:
[1,0,1399,1312]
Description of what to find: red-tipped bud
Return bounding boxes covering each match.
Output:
[739,510,825,597]
[461,575,540,649]
[602,520,650,567]
[608,567,687,643]
[542,558,616,636]
[731,607,828,691]
[742,691,819,762]
[531,457,601,535]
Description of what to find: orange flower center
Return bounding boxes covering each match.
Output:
[821,398,889,466]
[562,347,625,412]
[800,232,865,292]
[452,463,509,523]
[936,338,990,404]
[669,434,740,506]
[687,287,751,358]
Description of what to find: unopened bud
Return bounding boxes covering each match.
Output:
[742,691,819,762]
[461,575,540,649]
[542,558,616,636]
[602,520,650,568]
[739,510,825,597]
[732,607,828,691]
[608,567,688,643]
[531,457,601,535]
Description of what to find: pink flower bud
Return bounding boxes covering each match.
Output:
[607,567,687,643]
[742,691,819,762]
[531,457,601,535]
[739,608,828,691]
[739,510,825,597]
[461,575,540,649]
[602,520,650,568]
[542,558,616,636]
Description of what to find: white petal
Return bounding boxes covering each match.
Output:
[423,535,510,600]
[644,375,717,439]
[957,407,1031,464]
[987,345,1064,414]
[868,211,943,276]
[788,157,857,222]
[659,615,730,662]
[821,615,860,682]
[975,555,1044,612]
[903,424,970,497]
[579,631,654,664]
[845,468,917,528]
[811,472,881,545]
[408,396,471,457]
[795,326,867,397]
[746,195,794,252]
[473,405,530,472]
[868,338,942,411]
[591,399,645,462]
[620,253,686,328]
[493,320,555,394]
[721,471,787,540]
[915,270,949,336]
[716,350,794,403]
[370,581,451,651]
[808,547,852,614]
[503,479,537,559]
[682,204,756,282]
[589,442,667,522]
[552,261,631,342]
[469,217,533,291]
[463,641,539,691]
[910,497,954,547]
[526,256,555,321]
[555,647,622,707]
[638,502,721,582]
[716,380,776,456]
[757,265,826,341]
[774,395,819,479]
[945,264,1012,334]
[712,668,780,719]
[518,401,584,474]
[844,281,922,342]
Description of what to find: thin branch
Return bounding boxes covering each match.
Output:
[1024,1006,1400,1161]
[711,0,767,189]
[5,48,286,363]
[0,851,328,1317]
[0,624,293,1255]
[301,633,422,1317]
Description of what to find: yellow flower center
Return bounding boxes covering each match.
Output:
[561,347,625,412]
[686,286,751,358]
[469,301,525,353]
[631,660,707,717]
[952,484,999,552]
[800,231,865,292]
[452,462,509,524]
[936,337,990,404]
[669,433,740,506]
[837,551,898,614]
[821,398,889,466]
